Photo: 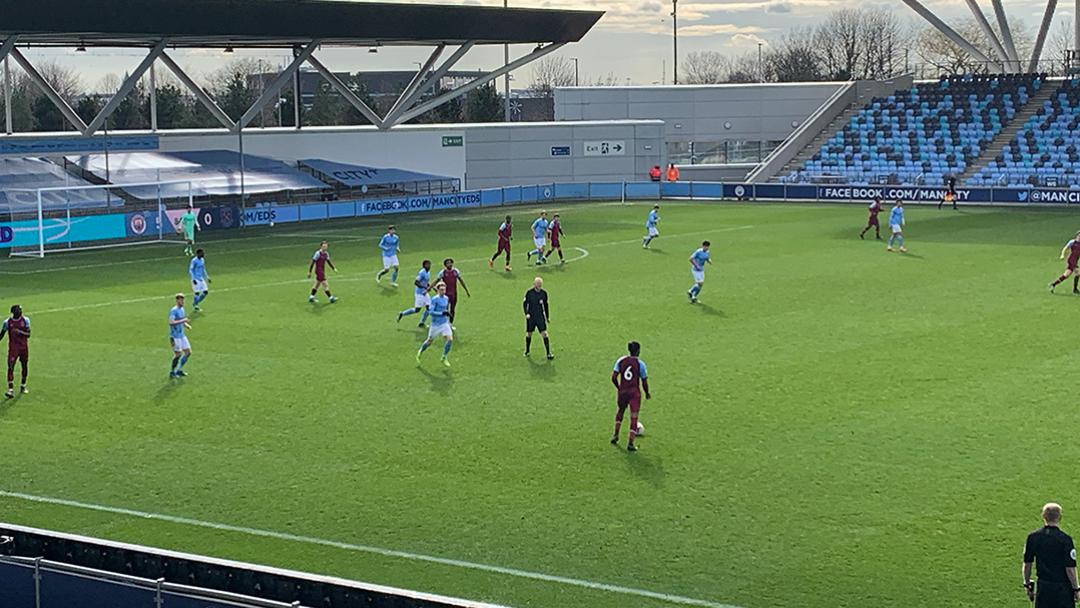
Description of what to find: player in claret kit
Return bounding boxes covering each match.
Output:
[1,304,30,398]
[1049,230,1080,294]
[860,197,884,240]
[307,241,339,304]
[436,258,470,326]
[610,341,651,452]
[489,215,513,272]
[545,213,566,264]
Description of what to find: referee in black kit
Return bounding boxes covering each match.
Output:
[1024,502,1079,607]
[523,277,554,360]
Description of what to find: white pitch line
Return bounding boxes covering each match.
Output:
[30,248,591,315]
[0,490,739,608]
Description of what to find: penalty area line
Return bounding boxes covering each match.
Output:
[0,490,742,608]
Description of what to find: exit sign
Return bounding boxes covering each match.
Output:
[441,135,463,147]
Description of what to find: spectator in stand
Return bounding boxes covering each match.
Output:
[649,165,662,182]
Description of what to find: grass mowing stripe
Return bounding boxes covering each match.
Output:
[0,489,743,608]
[31,248,592,315]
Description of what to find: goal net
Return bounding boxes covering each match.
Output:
[2,180,196,258]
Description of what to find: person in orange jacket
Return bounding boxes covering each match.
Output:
[666,163,680,182]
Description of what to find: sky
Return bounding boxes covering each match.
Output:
[15,0,1078,92]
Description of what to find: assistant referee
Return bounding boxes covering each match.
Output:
[523,277,554,360]
[1024,502,1079,607]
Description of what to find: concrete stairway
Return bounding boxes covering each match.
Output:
[775,103,861,178]
[958,83,1057,185]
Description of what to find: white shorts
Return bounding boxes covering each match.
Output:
[382,255,399,269]
[648,226,659,237]
[414,292,431,309]
[691,269,705,283]
[890,224,902,234]
[191,279,208,293]
[171,336,191,352]
[427,323,453,340]
[533,237,546,249]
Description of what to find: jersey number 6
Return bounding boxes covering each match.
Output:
[623,367,634,381]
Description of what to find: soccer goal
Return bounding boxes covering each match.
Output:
[3,180,197,258]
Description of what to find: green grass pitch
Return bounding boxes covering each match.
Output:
[1,200,1078,608]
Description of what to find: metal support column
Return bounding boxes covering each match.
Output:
[990,0,1020,68]
[395,42,565,125]
[1030,0,1059,72]
[149,62,158,131]
[963,0,1011,66]
[900,0,1002,70]
[4,56,12,134]
[11,48,88,131]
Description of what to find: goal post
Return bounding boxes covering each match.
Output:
[3,179,196,258]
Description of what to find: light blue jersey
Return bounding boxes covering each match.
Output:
[379,233,400,257]
[189,257,207,281]
[429,294,451,326]
[532,218,549,239]
[691,248,711,271]
[890,206,904,226]
[647,210,659,228]
[169,306,187,339]
[415,268,431,295]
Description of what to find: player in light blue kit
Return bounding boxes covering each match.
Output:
[168,293,193,378]
[643,205,660,248]
[688,241,712,303]
[886,200,907,253]
[527,211,550,265]
[416,282,453,367]
[398,259,433,327]
[376,225,401,286]
[189,249,211,312]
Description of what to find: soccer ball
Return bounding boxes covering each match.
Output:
[635,422,645,436]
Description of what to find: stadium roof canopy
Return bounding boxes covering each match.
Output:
[0,0,604,133]
[0,0,602,47]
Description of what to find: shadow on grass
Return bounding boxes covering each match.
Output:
[695,302,725,317]
[416,365,454,396]
[526,355,557,381]
[624,448,666,488]
[154,378,182,404]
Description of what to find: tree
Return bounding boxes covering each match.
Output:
[209,59,267,122]
[530,56,576,96]
[26,61,82,131]
[307,81,347,126]
[769,28,823,82]
[815,8,863,80]
[1049,19,1074,66]
[681,51,729,84]
[463,83,503,122]
[341,75,380,126]
[916,17,1035,76]
[861,8,905,79]
[108,77,148,130]
[75,95,104,124]
[154,84,189,129]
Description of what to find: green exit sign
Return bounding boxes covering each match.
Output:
[442,135,464,147]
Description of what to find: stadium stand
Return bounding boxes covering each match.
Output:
[969,78,1080,188]
[299,159,460,197]
[64,151,329,202]
[0,157,111,213]
[787,73,1045,186]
